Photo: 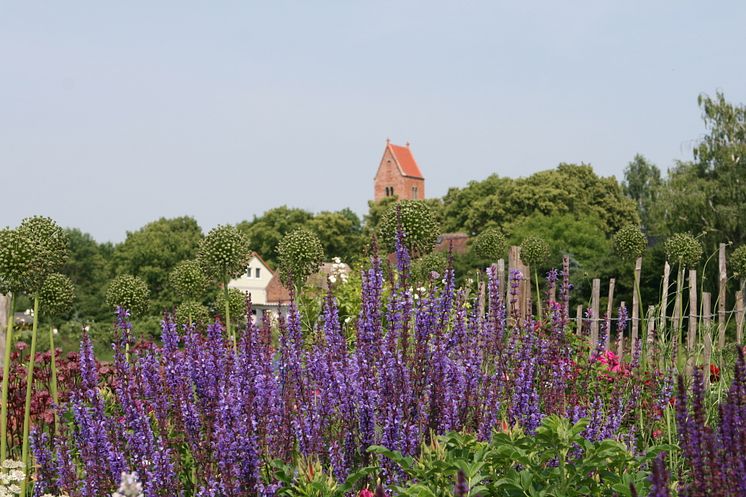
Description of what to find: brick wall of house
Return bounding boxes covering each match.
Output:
[374,147,425,201]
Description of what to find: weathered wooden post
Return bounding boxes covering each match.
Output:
[497,259,505,304]
[660,261,670,336]
[605,279,615,350]
[632,257,642,353]
[703,292,712,384]
[508,246,521,320]
[718,243,727,350]
[686,269,698,375]
[590,278,600,354]
[576,304,583,336]
[646,305,656,364]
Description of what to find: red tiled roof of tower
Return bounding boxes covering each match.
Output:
[388,143,424,179]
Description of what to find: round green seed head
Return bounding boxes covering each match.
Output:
[39,273,75,318]
[471,227,507,262]
[17,215,69,275]
[277,228,324,287]
[664,233,703,267]
[613,225,647,261]
[520,236,551,267]
[0,228,47,294]
[169,259,209,301]
[215,287,248,322]
[730,245,746,279]
[198,225,252,281]
[106,274,150,316]
[378,200,440,257]
[174,300,210,327]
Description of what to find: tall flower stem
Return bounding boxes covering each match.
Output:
[49,325,59,433]
[534,269,542,322]
[223,277,234,349]
[0,293,15,461]
[20,294,40,496]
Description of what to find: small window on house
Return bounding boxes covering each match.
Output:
[412,186,418,199]
[255,268,261,278]
[390,187,395,196]
[246,267,252,277]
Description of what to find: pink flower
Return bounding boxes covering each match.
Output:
[358,489,374,497]
[597,350,623,373]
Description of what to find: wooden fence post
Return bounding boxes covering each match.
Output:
[576,305,583,336]
[617,300,626,358]
[632,257,642,353]
[703,292,712,385]
[590,278,600,354]
[646,305,656,363]
[562,256,570,324]
[718,244,727,350]
[686,269,698,376]
[660,261,670,335]
[508,246,521,320]
[497,258,505,308]
[605,279,615,350]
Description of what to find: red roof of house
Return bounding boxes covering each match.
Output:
[388,143,424,179]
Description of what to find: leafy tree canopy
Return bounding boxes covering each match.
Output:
[441,164,639,236]
[622,154,661,231]
[654,92,746,250]
[237,206,313,266]
[112,216,203,312]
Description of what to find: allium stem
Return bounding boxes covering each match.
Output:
[0,292,14,461]
[49,325,59,434]
[20,294,41,496]
[534,269,542,322]
[223,277,235,350]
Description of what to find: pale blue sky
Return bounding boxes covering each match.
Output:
[2,1,745,242]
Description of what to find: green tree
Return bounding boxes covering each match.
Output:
[112,217,203,312]
[237,206,313,266]
[622,154,661,230]
[308,209,364,264]
[61,228,113,322]
[441,164,638,236]
[655,92,746,250]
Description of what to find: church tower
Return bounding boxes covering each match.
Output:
[373,139,425,201]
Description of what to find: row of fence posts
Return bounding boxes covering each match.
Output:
[495,243,746,384]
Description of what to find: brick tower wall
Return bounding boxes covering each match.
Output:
[374,147,425,201]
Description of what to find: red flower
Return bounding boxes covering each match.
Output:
[710,363,721,382]
[358,489,374,497]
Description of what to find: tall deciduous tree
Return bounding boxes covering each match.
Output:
[655,92,745,250]
[62,228,112,322]
[441,164,638,236]
[112,217,203,312]
[622,154,661,231]
[308,209,364,264]
[237,206,313,266]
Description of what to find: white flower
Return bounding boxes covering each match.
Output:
[112,472,144,497]
[329,275,337,284]
[332,257,341,264]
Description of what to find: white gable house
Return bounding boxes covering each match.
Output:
[228,253,291,318]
